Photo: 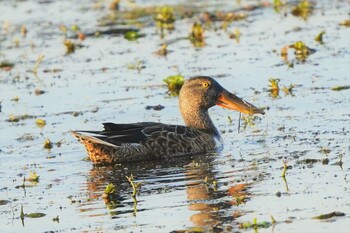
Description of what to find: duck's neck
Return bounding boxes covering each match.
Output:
[180,106,220,137]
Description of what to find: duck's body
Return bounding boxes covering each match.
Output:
[72,76,264,164]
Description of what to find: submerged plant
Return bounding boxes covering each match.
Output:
[163,75,184,96]
[189,22,205,47]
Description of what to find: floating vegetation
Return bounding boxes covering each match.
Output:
[232,195,248,206]
[154,6,175,36]
[35,118,46,128]
[126,174,142,197]
[0,60,14,71]
[109,0,120,10]
[273,0,285,13]
[52,215,59,223]
[330,85,350,91]
[102,183,116,201]
[268,78,280,98]
[312,211,345,220]
[155,43,168,56]
[124,30,143,41]
[228,28,241,43]
[282,83,296,96]
[291,0,313,20]
[281,160,288,178]
[11,96,19,102]
[26,171,40,183]
[339,19,350,27]
[222,12,247,31]
[7,114,33,123]
[163,75,184,96]
[33,54,44,75]
[315,31,325,44]
[189,22,205,47]
[20,24,27,37]
[240,218,272,229]
[64,39,75,54]
[127,60,145,73]
[20,205,46,221]
[43,138,53,150]
[289,41,315,61]
[241,115,258,130]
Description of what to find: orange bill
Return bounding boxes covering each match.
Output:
[216,90,265,115]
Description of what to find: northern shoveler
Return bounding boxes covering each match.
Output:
[72,76,265,164]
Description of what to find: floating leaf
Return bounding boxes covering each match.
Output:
[26,212,46,218]
[331,85,350,91]
[35,119,46,128]
[312,211,345,220]
[124,31,142,41]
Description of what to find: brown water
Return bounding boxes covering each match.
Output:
[0,0,349,232]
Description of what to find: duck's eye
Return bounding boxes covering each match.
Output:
[202,82,210,88]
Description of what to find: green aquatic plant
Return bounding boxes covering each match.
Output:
[33,54,44,75]
[268,78,280,99]
[127,60,144,73]
[312,211,345,220]
[126,174,142,197]
[291,0,313,20]
[104,183,116,195]
[35,118,46,128]
[27,171,40,183]
[154,6,175,35]
[163,75,185,96]
[124,31,142,41]
[155,43,168,56]
[282,83,296,96]
[289,41,315,61]
[282,160,288,177]
[331,85,350,91]
[43,138,53,150]
[315,31,325,44]
[189,22,205,47]
[273,0,285,13]
[64,39,75,54]
[240,217,272,229]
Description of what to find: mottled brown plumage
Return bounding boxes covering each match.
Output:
[72,76,265,164]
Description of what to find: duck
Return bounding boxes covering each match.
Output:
[72,76,265,164]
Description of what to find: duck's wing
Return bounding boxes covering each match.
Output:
[73,122,204,145]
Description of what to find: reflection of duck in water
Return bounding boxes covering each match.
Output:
[72,76,264,164]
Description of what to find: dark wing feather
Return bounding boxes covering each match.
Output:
[75,122,201,146]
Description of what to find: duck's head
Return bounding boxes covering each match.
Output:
[179,76,265,115]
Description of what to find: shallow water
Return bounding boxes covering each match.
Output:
[0,0,349,232]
